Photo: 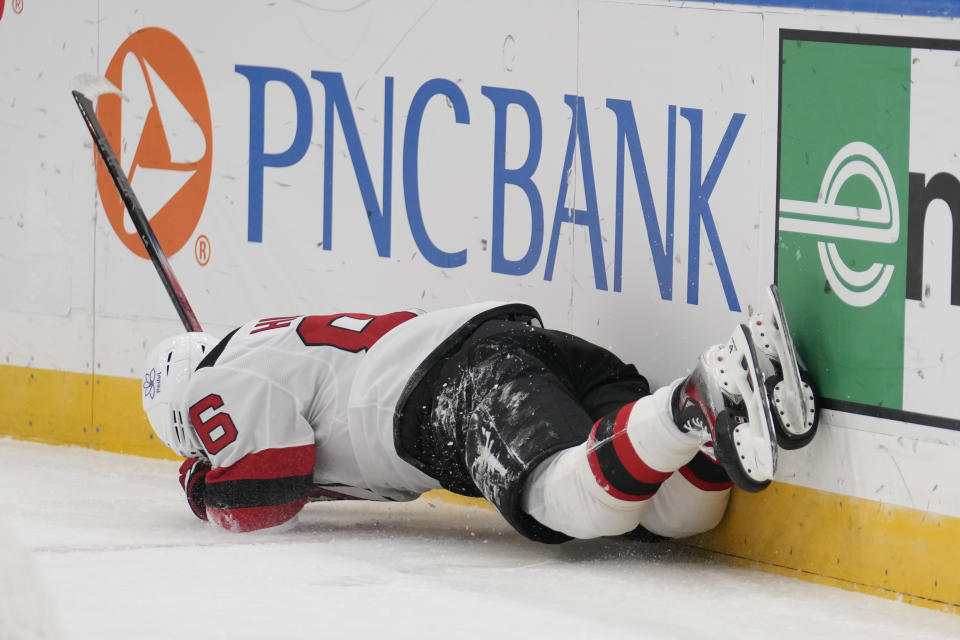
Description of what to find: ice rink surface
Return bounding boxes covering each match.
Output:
[1,439,959,640]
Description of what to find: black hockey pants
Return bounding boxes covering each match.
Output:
[396,317,650,543]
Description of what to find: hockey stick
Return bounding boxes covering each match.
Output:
[71,75,203,333]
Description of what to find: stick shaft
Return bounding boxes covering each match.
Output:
[72,89,203,333]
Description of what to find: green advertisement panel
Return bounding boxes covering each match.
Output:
[778,36,910,410]
[778,31,960,430]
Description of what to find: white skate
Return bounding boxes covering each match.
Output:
[747,284,819,450]
[673,325,779,493]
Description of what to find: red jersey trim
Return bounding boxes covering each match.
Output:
[207,444,315,484]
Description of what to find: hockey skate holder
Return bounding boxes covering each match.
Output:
[765,285,816,439]
[726,325,778,486]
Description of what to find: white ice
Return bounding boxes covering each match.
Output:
[1,438,958,640]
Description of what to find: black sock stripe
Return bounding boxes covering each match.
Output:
[206,475,313,510]
[683,451,731,484]
[591,416,663,497]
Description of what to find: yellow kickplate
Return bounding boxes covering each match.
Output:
[0,364,175,459]
[91,373,179,459]
[2,363,958,612]
[0,365,93,447]
[689,484,960,612]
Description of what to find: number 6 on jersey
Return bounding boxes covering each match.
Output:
[189,394,238,454]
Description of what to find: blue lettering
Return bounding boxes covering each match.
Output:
[235,65,313,243]
[607,100,676,296]
[681,108,743,312]
[481,86,544,276]
[310,71,393,257]
[545,95,608,291]
[403,79,470,268]
[235,67,745,306]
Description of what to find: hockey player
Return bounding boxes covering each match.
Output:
[142,289,817,543]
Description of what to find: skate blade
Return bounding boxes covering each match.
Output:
[765,284,816,437]
[728,325,778,484]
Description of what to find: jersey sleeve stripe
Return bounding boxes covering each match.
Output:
[207,444,315,482]
[203,444,316,531]
[205,475,314,511]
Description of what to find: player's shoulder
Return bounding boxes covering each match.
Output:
[206,316,313,362]
[184,355,260,399]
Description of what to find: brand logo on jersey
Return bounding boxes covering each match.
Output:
[97,27,212,260]
[776,31,960,430]
[143,368,161,399]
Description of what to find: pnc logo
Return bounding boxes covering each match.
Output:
[96,27,212,259]
[778,141,900,307]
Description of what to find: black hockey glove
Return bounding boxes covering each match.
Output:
[178,458,210,521]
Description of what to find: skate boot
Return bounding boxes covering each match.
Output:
[747,285,819,450]
[672,325,778,493]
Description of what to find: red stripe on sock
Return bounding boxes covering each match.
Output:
[586,421,655,502]
[611,403,673,485]
[679,465,733,492]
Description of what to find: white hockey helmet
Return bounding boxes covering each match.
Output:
[142,332,218,459]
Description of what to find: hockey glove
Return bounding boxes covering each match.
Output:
[178,458,210,521]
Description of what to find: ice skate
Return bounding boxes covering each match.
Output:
[747,285,819,450]
[672,325,778,493]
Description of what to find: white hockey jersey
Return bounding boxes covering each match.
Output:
[182,301,509,532]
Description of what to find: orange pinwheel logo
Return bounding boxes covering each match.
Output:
[96,28,212,259]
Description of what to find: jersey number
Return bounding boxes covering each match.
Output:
[189,394,238,455]
[296,311,415,352]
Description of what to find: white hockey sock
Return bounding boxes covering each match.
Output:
[621,380,703,473]
[639,470,731,538]
[521,383,700,539]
